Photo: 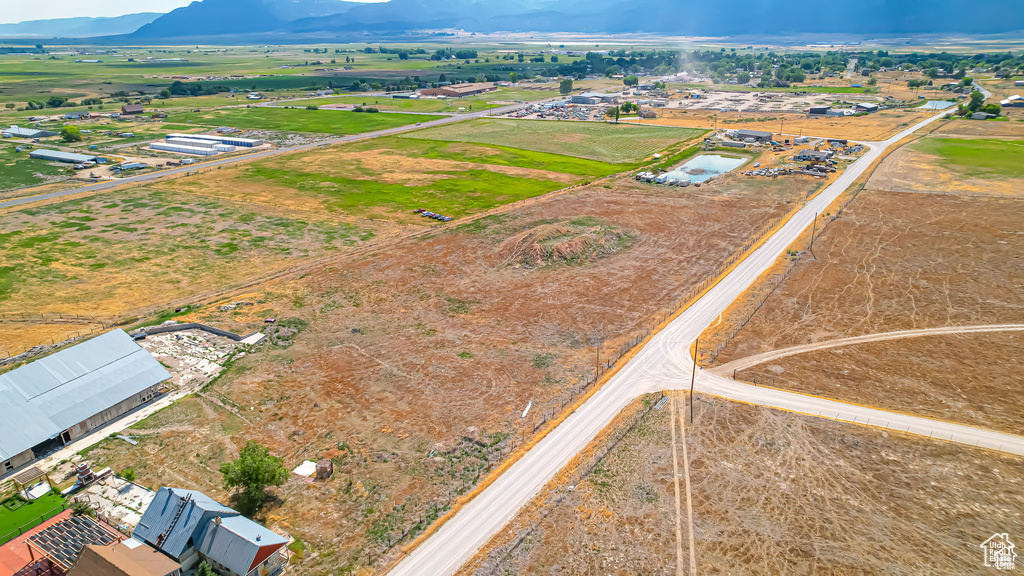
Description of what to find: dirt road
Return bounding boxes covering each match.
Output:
[711,324,1024,375]
[386,109,1007,576]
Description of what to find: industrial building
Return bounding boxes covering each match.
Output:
[419,82,497,98]
[855,102,879,112]
[2,125,57,138]
[28,149,101,163]
[0,329,171,477]
[808,105,831,115]
[164,133,263,147]
[732,129,773,142]
[150,141,219,155]
[569,92,618,105]
[795,149,832,161]
[133,488,288,576]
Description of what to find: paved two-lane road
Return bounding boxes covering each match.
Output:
[387,109,1011,576]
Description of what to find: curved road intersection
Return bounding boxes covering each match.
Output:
[387,109,1024,576]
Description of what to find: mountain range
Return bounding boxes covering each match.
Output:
[4,0,1024,41]
[0,13,162,38]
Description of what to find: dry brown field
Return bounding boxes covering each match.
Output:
[625,107,934,141]
[484,396,1024,575]
[79,170,820,575]
[706,189,1024,431]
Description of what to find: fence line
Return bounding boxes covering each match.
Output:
[0,503,68,546]
[477,392,664,575]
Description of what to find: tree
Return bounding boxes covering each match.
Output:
[60,126,83,143]
[867,77,877,86]
[4,103,13,109]
[559,77,573,95]
[120,467,136,482]
[220,441,288,515]
[968,90,985,111]
[196,561,216,576]
[46,96,68,108]
[619,101,633,113]
[736,72,751,84]
[508,72,517,84]
[438,73,447,83]
[623,75,639,87]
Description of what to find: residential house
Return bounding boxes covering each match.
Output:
[133,488,288,576]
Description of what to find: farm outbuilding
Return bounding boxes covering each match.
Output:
[3,125,57,138]
[164,133,263,147]
[28,149,100,163]
[121,104,145,115]
[419,82,497,98]
[150,141,218,155]
[0,329,170,478]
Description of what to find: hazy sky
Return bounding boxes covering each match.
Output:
[2,0,196,24]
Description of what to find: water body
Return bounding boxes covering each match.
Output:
[664,154,747,183]
[918,100,956,110]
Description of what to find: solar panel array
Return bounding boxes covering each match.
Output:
[29,516,119,568]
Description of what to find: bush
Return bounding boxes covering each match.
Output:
[305,105,318,110]
[120,467,136,482]
[71,501,95,517]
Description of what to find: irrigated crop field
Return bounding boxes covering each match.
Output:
[151,136,627,220]
[705,189,1024,433]
[79,168,820,576]
[480,396,1024,575]
[868,133,1024,196]
[168,107,437,135]
[407,118,706,162]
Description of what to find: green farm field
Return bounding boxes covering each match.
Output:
[913,137,1024,178]
[0,143,70,192]
[168,106,436,134]
[406,118,706,163]
[0,188,375,317]
[151,136,629,219]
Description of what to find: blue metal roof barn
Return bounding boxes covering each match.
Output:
[0,329,170,462]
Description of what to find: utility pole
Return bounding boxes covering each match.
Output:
[780,116,784,136]
[809,212,818,259]
[689,337,698,423]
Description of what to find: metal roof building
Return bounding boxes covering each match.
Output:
[197,516,288,576]
[0,329,170,466]
[134,488,288,576]
[134,488,236,559]
[3,125,57,138]
[28,149,99,163]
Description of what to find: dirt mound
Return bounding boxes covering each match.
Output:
[497,218,635,268]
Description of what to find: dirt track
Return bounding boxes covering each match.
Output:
[713,323,1024,375]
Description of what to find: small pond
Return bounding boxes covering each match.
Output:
[918,100,956,110]
[664,154,747,183]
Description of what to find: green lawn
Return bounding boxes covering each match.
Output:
[167,107,437,135]
[0,492,65,544]
[915,137,1024,178]
[405,118,705,163]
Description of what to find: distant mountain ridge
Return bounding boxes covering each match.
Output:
[130,0,1024,39]
[0,13,162,37]
[7,0,1024,41]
